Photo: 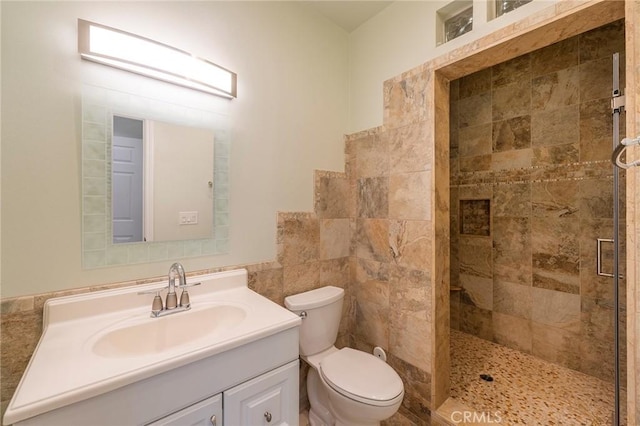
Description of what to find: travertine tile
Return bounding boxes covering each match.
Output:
[389,220,432,271]
[459,155,491,173]
[319,257,350,289]
[492,217,531,286]
[458,237,492,279]
[459,304,493,341]
[389,264,431,317]
[579,98,614,162]
[389,122,431,174]
[390,311,431,372]
[355,298,389,348]
[492,79,531,121]
[384,70,430,129]
[579,333,615,382]
[248,267,283,305]
[450,290,461,331]
[389,172,431,220]
[319,219,350,260]
[579,19,625,62]
[1,311,42,403]
[532,231,580,294]
[388,353,432,418]
[459,68,491,99]
[532,142,580,166]
[531,66,580,111]
[356,133,389,178]
[356,219,392,263]
[492,115,531,153]
[492,183,530,217]
[459,275,493,311]
[458,92,491,128]
[492,311,532,353]
[491,148,532,171]
[531,105,580,147]
[278,215,319,266]
[357,177,389,218]
[283,261,320,298]
[530,37,579,77]
[580,56,622,102]
[491,54,531,87]
[531,287,581,332]
[316,175,350,219]
[382,408,427,426]
[459,123,492,158]
[579,178,614,220]
[531,322,581,370]
[493,279,532,320]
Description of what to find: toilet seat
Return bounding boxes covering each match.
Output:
[319,348,404,407]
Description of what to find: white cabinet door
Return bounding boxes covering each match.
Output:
[148,393,222,426]
[224,360,299,426]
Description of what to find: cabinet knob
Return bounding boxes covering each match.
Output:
[210,414,217,425]
[264,411,272,422]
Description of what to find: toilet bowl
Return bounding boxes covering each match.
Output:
[285,286,404,426]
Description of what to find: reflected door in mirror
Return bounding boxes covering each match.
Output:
[113,116,144,243]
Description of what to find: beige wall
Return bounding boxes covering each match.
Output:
[1,1,349,298]
[348,0,557,132]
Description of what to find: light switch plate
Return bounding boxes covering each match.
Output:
[179,211,198,225]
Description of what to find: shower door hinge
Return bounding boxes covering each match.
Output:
[612,94,625,113]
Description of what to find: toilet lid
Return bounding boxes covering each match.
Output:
[319,348,404,405]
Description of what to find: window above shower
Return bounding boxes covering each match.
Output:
[492,0,533,19]
[437,1,473,45]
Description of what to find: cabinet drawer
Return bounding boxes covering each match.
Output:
[224,360,299,426]
[148,393,222,426]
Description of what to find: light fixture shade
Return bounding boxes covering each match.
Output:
[78,19,237,98]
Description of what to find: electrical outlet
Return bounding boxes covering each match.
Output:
[179,211,198,225]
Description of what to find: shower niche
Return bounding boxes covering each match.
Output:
[459,199,491,236]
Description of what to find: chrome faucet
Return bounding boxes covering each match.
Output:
[166,262,186,309]
[138,262,200,318]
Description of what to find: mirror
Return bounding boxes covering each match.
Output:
[81,85,230,269]
[111,116,214,243]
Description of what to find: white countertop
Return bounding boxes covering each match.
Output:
[4,269,301,425]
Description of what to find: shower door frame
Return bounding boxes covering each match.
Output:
[427,0,637,422]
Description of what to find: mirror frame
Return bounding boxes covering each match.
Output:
[81,85,230,269]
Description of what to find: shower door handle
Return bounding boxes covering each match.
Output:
[597,238,615,277]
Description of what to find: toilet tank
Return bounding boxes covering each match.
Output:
[284,286,344,356]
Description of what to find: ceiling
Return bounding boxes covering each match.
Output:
[303,1,394,33]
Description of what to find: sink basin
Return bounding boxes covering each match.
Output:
[92,305,247,357]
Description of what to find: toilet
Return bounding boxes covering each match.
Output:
[284,286,404,426]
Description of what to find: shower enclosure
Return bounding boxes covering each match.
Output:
[448,20,627,424]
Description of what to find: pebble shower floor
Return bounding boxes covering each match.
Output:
[449,330,624,425]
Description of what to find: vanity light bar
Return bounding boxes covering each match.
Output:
[78,19,237,98]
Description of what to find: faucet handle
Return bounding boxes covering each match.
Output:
[166,292,178,310]
[138,288,165,315]
[178,282,200,308]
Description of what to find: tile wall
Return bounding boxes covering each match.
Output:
[449,20,627,382]
[346,118,434,422]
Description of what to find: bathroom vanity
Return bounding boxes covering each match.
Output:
[3,269,301,426]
